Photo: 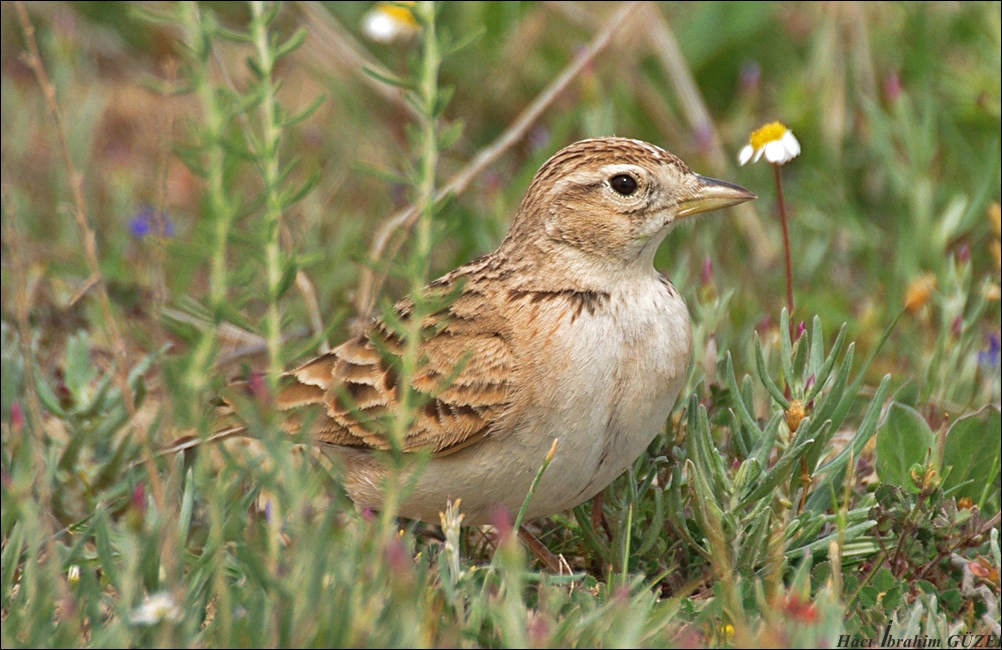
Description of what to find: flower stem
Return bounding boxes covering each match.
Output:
[773,163,794,329]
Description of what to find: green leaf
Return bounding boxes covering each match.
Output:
[283,95,326,128]
[808,316,824,378]
[723,352,761,440]
[273,255,299,300]
[872,565,897,592]
[736,497,772,568]
[443,26,486,57]
[353,162,411,187]
[178,467,196,545]
[807,323,847,403]
[362,66,415,90]
[792,326,809,388]
[439,120,465,151]
[685,397,729,498]
[737,436,814,509]
[273,28,308,61]
[941,406,1001,505]
[216,25,253,44]
[748,410,782,468]
[729,409,751,458]
[875,402,935,489]
[779,308,795,388]
[32,358,66,419]
[128,4,180,27]
[754,333,789,409]
[809,343,854,430]
[786,521,876,559]
[805,374,891,513]
[63,332,96,402]
[280,170,320,210]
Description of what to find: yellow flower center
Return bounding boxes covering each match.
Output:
[748,122,789,149]
[379,2,419,28]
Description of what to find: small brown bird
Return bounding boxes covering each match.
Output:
[267,137,754,525]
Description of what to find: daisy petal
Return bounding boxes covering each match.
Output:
[738,145,754,166]
[764,140,786,164]
[781,130,801,160]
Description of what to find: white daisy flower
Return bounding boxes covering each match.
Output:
[361,2,419,44]
[738,122,801,166]
[130,591,181,626]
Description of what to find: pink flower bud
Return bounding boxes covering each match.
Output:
[10,402,24,432]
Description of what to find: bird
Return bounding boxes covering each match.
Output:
[231,137,755,526]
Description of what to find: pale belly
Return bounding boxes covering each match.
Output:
[381,276,692,525]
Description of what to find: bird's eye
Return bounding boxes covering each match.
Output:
[609,174,638,196]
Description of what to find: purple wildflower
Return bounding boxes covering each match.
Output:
[129,205,174,239]
[978,332,1000,368]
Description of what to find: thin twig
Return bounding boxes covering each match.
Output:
[353,1,643,325]
[518,526,565,574]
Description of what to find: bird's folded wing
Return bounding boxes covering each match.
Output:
[277,295,513,457]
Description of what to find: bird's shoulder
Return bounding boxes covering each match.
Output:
[277,254,517,456]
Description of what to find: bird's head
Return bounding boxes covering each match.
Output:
[506,138,755,269]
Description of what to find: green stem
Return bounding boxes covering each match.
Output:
[413,0,440,288]
[380,1,443,535]
[250,0,285,392]
[390,1,441,451]
[183,1,236,396]
[512,439,558,533]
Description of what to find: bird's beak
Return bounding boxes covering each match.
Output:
[676,174,756,219]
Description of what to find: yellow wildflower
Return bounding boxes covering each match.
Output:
[909,463,938,491]
[904,273,936,314]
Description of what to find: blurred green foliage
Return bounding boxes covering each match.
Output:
[1,2,999,647]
